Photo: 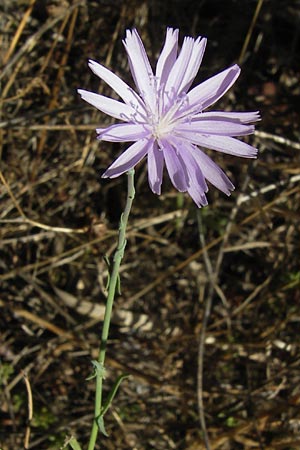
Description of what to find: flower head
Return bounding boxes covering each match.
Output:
[78,28,259,207]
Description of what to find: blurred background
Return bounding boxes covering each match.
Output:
[1,0,300,448]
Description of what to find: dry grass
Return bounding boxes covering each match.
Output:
[1,0,300,449]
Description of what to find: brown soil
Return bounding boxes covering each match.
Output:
[1,1,300,449]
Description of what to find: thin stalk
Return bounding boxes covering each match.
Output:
[87,169,135,450]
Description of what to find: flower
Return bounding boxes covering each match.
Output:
[78,28,259,207]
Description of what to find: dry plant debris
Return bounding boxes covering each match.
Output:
[1,1,300,449]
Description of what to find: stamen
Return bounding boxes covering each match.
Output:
[119,112,135,122]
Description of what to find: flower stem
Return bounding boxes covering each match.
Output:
[87,169,135,450]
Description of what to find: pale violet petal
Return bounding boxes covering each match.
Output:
[159,138,188,192]
[102,138,152,178]
[167,136,208,205]
[176,143,209,207]
[187,145,235,195]
[88,60,146,118]
[178,146,208,193]
[183,134,258,158]
[78,89,134,121]
[192,110,261,124]
[187,183,208,207]
[97,123,150,142]
[123,29,155,110]
[186,64,241,113]
[164,36,194,101]
[177,120,255,137]
[178,36,207,94]
[155,28,179,86]
[147,141,164,194]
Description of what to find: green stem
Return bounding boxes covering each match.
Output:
[87,169,135,450]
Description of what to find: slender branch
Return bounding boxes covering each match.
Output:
[87,169,135,450]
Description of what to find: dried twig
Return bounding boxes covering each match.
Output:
[238,0,264,64]
[22,371,33,450]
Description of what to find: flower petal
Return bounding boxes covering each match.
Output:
[187,184,208,207]
[177,119,255,137]
[77,89,134,121]
[193,110,261,124]
[88,59,146,118]
[160,138,188,192]
[175,142,209,207]
[183,134,258,158]
[123,29,155,110]
[97,123,150,142]
[178,36,207,94]
[147,141,164,194]
[102,138,152,178]
[187,145,235,195]
[156,28,179,86]
[164,36,194,103]
[186,64,241,113]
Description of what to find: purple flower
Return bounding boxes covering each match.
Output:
[78,28,259,207]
